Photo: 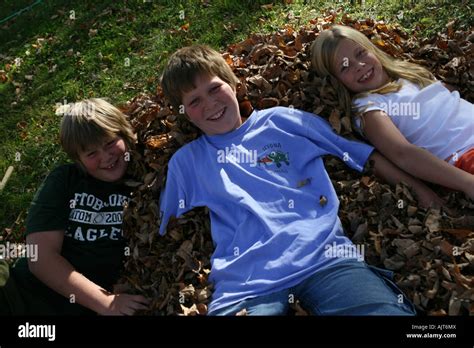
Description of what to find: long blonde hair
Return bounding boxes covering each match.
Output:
[310,25,435,119]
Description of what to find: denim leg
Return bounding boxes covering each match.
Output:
[209,288,290,316]
[294,259,416,316]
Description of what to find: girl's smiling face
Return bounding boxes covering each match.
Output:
[333,38,390,93]
[78,135,128,182]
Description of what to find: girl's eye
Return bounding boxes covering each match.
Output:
[106,139,116,146]
[357,49,367,57]
[87,151,96,158]
[189,98,199,107]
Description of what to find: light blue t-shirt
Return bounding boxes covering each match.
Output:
[159,106,374,313]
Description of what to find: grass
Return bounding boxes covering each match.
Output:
[0,0,471,241]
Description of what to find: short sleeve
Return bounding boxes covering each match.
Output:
[304,113,374,172]
[25,166,70,234]
[352,94,389,131]
[158,156,192,235]
[353,94,389,114]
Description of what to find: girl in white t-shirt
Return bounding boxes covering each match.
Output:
[311,25,474,201]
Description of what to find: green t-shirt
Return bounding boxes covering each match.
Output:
[10,164,132,314]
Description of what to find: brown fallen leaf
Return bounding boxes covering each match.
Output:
[115,11,474,316]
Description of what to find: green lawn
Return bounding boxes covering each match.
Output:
[0,0,471,240]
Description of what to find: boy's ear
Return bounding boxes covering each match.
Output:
[175,103,189,120]
[175,103,192,121]
[239,100,253,119]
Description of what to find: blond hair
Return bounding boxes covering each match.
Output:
[161,45,239,113]
[310,25,435,119]
[58,98,136,162]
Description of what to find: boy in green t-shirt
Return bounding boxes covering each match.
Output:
[0,99,149,315]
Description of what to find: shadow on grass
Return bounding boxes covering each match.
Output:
[0,0,296,235]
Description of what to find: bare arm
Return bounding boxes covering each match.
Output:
[368,151,444,208]
[27,231,149,315]
[361,110,474,199]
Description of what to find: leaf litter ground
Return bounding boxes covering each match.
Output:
[116,10,474,316]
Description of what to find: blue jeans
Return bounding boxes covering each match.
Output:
[210,259,416,316]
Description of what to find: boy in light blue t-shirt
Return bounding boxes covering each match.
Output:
[158,45,439,316]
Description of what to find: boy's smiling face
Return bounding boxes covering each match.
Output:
[78,135,128,182]
[182,74,242,136]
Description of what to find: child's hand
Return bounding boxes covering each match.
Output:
[415,186,446,210]
[100,293,151,316]
[463,178,474,201]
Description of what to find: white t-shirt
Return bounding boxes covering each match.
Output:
[353,79,474,163]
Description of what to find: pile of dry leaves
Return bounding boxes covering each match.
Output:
[115,9,473,316]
